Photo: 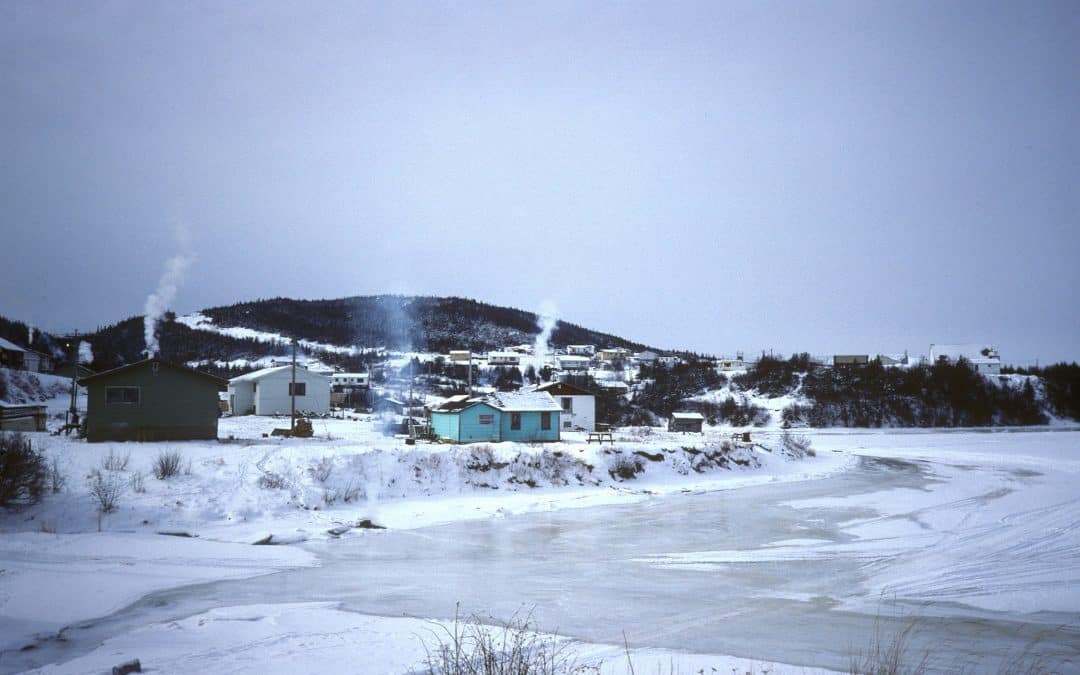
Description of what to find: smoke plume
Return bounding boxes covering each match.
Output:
[78,341,93,365]
[533,300,559,358]
[27,325,34,345]
[143,224,195,357]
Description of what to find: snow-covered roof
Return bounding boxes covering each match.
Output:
[229,365,329,383]
[671,412,705,420]
[0,337,26,352]
[487,391,561,412]
[487,351,519,358]
[556,355,589,362]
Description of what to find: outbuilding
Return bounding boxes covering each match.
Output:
[79,359,225,442]
[228,365,331,416]
[535,380,596,432]
[669,411,705,433]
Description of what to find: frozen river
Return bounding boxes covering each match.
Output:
[9,429,1080,673]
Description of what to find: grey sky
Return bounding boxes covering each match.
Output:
[2,1,1077,364]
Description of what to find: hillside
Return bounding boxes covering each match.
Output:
[77,295,650,372]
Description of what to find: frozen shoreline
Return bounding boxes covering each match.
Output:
[4,424,1079,673]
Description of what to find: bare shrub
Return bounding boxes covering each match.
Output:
[88,469,125,514]
[780,432,815,458]
[102,449,130,472]
[153,450,183,479]
[309,457,334,483]
[49,456,66,493]
[608,453,644,481]
[131,470,146,494]
[849,620,927,675]
[0,432,47,509]
[258,472,287,489]
[422,607,583,675]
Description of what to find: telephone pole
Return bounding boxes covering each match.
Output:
[290,337,297,432]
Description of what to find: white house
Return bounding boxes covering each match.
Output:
[449,350,472,363]
[330,372,369,389]
[716,356,750,372]
[228,365,331,415]
[597,347,632,362]
[929,344,1002,376]
[555,355,590,371]
[566,345,596,357]
[635,350,659,364]
[487,351,521,366]
[535,381,596,432]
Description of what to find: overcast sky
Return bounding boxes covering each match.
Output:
[2,1,1077,363]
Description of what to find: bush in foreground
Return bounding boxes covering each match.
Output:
[153,450,183,479]
[0,432,47,509]
[423,608,581,675]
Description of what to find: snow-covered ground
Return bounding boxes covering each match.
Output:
[3,403,1079,672]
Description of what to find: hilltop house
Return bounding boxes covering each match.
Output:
[487,351,521,366]
[716,356,749,372]
[228,365,331,415]
[597,347,632,362]
[929,344,1002,375]
[428,391,561,443]
[535,381,596,432]
[566,345,596,357]
[555,355,590,371]
[833,355,870,367]
[79,359,226,442]
[449,350,472,363]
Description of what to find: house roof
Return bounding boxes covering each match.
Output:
[229,365,329,383]
[671,412,705,420]
[79,359,226,388]
[535,381,595,397]
[431,395,490,413]
[556,355,589,362]
[0,337,26,353]
[489,390,561,412]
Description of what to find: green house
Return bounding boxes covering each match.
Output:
[79,359,226,442]
[429,391,561,444]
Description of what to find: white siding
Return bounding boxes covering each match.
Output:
[556,394,595,432]
[228,381,256,415]
[242,369,331,415]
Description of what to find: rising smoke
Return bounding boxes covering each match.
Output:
[143,224,195,357]
[533,300,559,358]
[78,341,93,365]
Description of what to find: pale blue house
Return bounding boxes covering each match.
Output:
[429,391,561,443]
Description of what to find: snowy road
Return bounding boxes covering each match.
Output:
[7,429,1080,673]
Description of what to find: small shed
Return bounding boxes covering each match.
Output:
[79,359,226,442]
[669,411,705,433]
[0,404,47,432]
[0,337,26,370]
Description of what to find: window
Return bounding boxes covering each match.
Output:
[510,413,522,430]
[105,386,139,405]
[478,414,494,425]
[541,412,551,431]
[288,382,306,396]
[561,397,573,413]
[563,420,572,429]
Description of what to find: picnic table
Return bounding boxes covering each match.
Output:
[587,423,614,444]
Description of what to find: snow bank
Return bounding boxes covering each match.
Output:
[0,533,315,654]
[24,602,839,675]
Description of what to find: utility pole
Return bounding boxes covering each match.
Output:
[467,351,473,397]
[290,337,297,432]
[67,333,79,428]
